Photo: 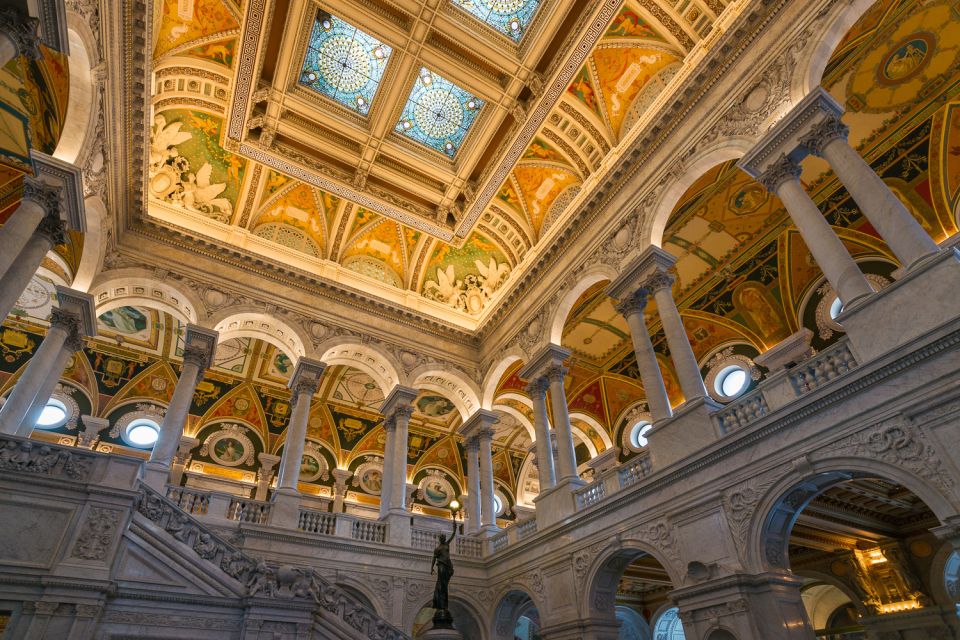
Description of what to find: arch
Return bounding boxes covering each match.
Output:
[409,365,482,421]
[491,588,540,640]
[789,0,877,106]
[72,195,107,292]
[316,338,404,395]
[549,264,619,345]
[211,309,309,361]
[333,578,385,619]
[794,569,868,619]
[492,402,536,442]
[481,350,526,410]
[90,269,204,325]
[640,138,756,247]
[569,412,614,453]
[407,594,488,640]
[706,628,738,640]
[54,16,97,163]
[585,539,682,620]
[749,457,960,573]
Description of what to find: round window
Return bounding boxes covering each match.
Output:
[715,365,749,398]
[35,398,68,429]
[493,494,503,516]
[124,418,160,448]
[829,296,844,320]
[629,421,653,449]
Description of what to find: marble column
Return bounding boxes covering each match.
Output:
[331,468,352,513]
[143,325,217,490]
[525,377,556,490]
[646,271,708,404]
[802,115,939,268]
[0,177,60,283]
[0,7,40,69]
[545,364,578,483]
[477,426,498,530]
[757,156,874,306]
[0,288,96,435]
[380,385,418,517]
[169,436,199,487]
[379,418,396,519]
[465,436,481,534]
[0,209,66,322]
[255,453,281,501]
[275,358,326,493]
[615,288,672,421]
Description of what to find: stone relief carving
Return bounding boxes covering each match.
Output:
[70,507,121,560]
[101,610,242,630]
[629,520,681,570]
[0,437,93,481]
[422,258,512,315]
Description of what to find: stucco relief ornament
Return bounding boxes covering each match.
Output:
[200,423,256,467]
[70,507,121,560]
[423,258,511,315]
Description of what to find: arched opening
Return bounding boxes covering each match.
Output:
[588,546,680,639]
[759,471,960,638]
[412,596,484,640]
[705,630,738,640]
[491,589,540,640]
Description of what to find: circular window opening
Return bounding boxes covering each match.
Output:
[125,418,160,448]
[35,398,68,429]
[715,365,749,398]
[493,494,503,516]
[629,421,653,449]
[829,296,844,320]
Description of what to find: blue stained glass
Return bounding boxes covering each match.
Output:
[395,68,484,157]
[451,0,541,42]
[299,12,392,115]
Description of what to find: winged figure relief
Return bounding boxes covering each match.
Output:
[425,265,459,306]
[150,115,192,170]
[475,257,510,298]
[182,163,232,219]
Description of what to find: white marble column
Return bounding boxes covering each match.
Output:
[0,178,60,282]
[525,377,556,490]
[144,325,217,489]
[615,288,672,421]
[275,358,326,494]
[379,419,396,518]
[0,209,66,322]
[169,436,199,487]
[380,385,418,517]
[646,271,708,404]
[802,116,939,268]
[331,468,352,513]
[477,426,498,530]
[0,8,40,69]
[545,364,578,483]
[0,288,96,435]
[758,156,874,306]
[255,453,281,501]
[465,436,481,534]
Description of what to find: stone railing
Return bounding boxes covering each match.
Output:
[352,519,387,543]
[491,530,510,552]
[455,536,483,558]
[167,486,210,515]
[227,497,272,524]
[618,452,652,489]
[411,527,440,551]
[789,340,858,395]
[298,508,336,535]
[516,518,537,540]
[713,390,769,433]
[574,479,606,509]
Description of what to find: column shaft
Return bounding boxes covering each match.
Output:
[150,360,201,466]
[389,409,411,511]
[0,323,69,434]
[0,199,45,280]
[820,137,938,267]
[466,440,481,534]
[0,223,59,321]
[478,431,497,528]
[546,368,578,482]
[379,421,395,518]
[275,387,312,492]
[619,295,672,420]
[527,379,556,490]
[651,281,708,403]
[17,345,74,436]
[773,174,874,305]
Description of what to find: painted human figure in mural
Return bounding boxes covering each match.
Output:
[430,518,457,622]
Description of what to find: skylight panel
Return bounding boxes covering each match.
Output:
[451,0,541,41]
[396,68,484,157]
[299,11,392,115]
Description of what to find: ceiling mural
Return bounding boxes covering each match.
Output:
[143,0,714,322]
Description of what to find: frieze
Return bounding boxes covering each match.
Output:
[100,610,242,630]
[70,507,121,560]
[0,437,94,481]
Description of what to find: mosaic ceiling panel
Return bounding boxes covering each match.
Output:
[299,12,392,115]
[396,68,484,156]
[451,0,542,42]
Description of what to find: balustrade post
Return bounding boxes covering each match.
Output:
[255,453,280,501]
[169,435,199,487]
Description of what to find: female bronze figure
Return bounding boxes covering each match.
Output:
[430,518,457,626]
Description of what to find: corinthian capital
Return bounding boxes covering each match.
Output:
[615,288,650,317]
[801,116,850,157]
[21,178,62,217]
[50,307,83,342]
[0,8,42,61]
[181,344,211,370]
[525,376,549,398]
[544,364,568,383]
[757,155,802,193]
[644,271,674,294]
[36,211,66,246]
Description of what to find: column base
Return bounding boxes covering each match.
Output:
[269,488,301,529]
[647,396,723,470]
[140,461,172,493]
[534,476,585,530]
[671,572,813,640]
[380,510,412,547]
[842,247,960,363]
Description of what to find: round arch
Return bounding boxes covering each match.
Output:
[570,412,614,453]
[794,569,869,619]
[491,588,541,640]
[72,195,107,292]
[407,594,487,640]
[584,539,682,620]
[54,15,98,163]
[639,138,756,247]
[549,265,618,345]
[90,269,204,325]
[749,456,960,573]
[409,365,482,421]
[492,403,536,442]
[481,350,526,410]
[211,309,309,361]
[316,338,404,396]
[333,577,386,619]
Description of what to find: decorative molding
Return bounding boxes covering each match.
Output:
[70,507,121,560]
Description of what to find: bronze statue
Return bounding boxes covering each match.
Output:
[430,517,457,626]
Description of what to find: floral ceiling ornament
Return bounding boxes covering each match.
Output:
[423,257,511,314]
[149,115,233,222]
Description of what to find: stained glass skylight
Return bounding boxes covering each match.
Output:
[396,68,484,157]
[451,0,541,41]
[299,11,392,115]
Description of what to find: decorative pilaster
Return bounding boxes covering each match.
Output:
[255,453,281,501]
[614,288,672,421]
[524,377,556,491]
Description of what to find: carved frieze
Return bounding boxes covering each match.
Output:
[70,507,121,560]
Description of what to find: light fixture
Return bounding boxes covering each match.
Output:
[449,498,461,511]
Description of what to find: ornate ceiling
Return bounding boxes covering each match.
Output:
[144,0,720,326]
